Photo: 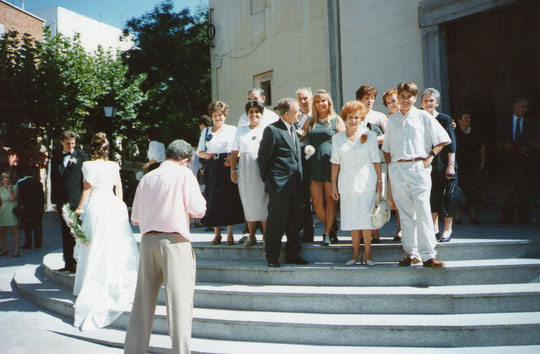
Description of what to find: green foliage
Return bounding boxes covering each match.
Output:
[0,27,146,157]
[122,0,211,146]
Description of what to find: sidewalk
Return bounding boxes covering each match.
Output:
[0,210,538,353]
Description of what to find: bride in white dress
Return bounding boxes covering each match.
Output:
[73,132,139,331]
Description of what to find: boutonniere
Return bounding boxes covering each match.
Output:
[296,129,306,137]
[69,157,78,164]
[360,133,368,144]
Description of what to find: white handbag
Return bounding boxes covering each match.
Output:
[370,193,391,229]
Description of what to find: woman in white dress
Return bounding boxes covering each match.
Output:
[73,132,139,331]
[331,101,382,266]
[230,100,269,247]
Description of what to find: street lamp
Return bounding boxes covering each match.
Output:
[103,106,117,118]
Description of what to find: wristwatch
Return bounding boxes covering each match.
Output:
[428,150,436,157]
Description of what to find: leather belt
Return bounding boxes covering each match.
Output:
[145,231,189,242]
[395,157,425,163]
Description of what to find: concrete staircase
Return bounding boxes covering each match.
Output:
[14,237,540,352]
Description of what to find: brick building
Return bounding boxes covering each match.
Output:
[0,0,44,41]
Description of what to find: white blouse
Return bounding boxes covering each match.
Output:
[196,125,237,154]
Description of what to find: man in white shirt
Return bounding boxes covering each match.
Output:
[382,82,450,268]
[237,88,279,128]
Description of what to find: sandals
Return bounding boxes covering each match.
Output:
[0,250,8,256]
[210,235,222,245]
[226,236,234,245]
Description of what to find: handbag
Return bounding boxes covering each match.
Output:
[197,128,212,185]
[442,179,467,217]
[370,193,391,229]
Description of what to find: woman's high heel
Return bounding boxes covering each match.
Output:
[226,236,234,245]
[210,235,222,245]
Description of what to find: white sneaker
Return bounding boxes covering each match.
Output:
[322,234,331,246]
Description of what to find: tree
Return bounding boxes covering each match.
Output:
[122,0,211,145]
[0,28,146,159]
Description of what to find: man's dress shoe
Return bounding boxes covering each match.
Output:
[267,260,280,268]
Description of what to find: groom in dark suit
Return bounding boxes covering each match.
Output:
[51,131,89,272]
[258,97,308,267]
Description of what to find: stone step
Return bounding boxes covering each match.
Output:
[43,250,540,287]
[33,324,540,353]
[42,252,540,314]
[14,267,540,347]
[195,258,540,286]
[53,327,540,354]
[187,238,540,262]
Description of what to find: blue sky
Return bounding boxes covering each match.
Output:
[10,0,207,29]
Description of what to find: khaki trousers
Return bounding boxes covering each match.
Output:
[124,233,196,354]
[388,161,437,261]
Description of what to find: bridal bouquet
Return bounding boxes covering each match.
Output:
[62,204,88,245]
[305,145,315,160]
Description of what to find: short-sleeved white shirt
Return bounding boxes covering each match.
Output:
[237,108,279,128]
[196,125,237,154]
[381,106,450,162]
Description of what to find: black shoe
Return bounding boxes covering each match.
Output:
[35,245,42,248]
[330,234,339,244]
[267,260,280,268]
[21,244,32,249]
[435,232,441,241]
[439,235,452,242]
[285,257,308,265]
[57,266,70,272]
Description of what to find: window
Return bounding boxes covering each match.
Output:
[253,70,273,106]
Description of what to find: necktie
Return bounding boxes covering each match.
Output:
[515,118,522,144]
[290,126,296,149]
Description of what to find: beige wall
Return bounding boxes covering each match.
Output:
[210,0,332,123]
[339,0,423,113]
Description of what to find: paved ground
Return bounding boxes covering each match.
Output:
[0,209,538,353]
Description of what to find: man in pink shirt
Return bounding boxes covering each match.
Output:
[124,140,206,354]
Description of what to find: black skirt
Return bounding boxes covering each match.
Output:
[201,154,245,227]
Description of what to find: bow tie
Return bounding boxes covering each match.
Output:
[63,151,72,156]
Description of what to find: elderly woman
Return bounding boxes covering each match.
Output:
[142,127,166,172]
[356,85,388,244]
[197,101,244,245]
[0,171,20,257]
[454,111,486,224]
[382,88,403,241]
[331,101,382,266]
[420,88,457,243]
[230,101,269,247]
[301,89,345,246]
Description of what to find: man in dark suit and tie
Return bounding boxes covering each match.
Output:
[51,131,89,272]
[499,97,533,224]
[258,97,308,267]
[17,167,45,249]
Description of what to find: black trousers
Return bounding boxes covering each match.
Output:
[22,212,43,247]
[265,187,304,262]
[58,210,76,267]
